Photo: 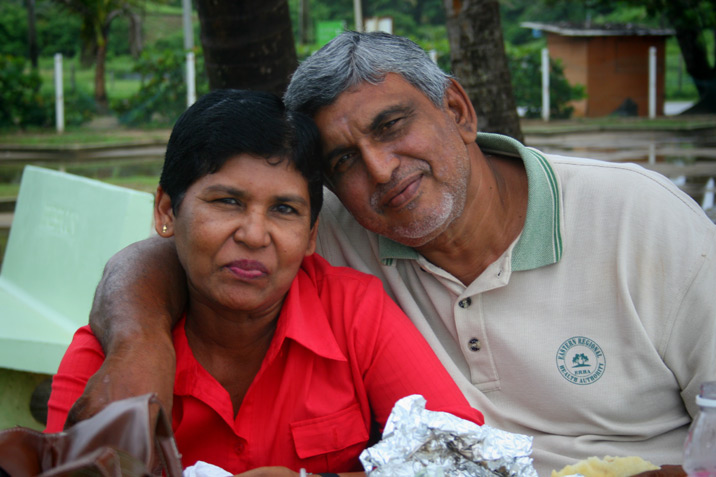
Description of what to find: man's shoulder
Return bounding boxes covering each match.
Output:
[547,152,708,215]
[301,253,382,293]
[316,188,387,273]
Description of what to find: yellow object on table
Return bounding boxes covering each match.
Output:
[552,455,660,477]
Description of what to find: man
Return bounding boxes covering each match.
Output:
[71,32,715,475]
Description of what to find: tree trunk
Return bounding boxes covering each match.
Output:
[194,0,298,96]
[666,1,716,113]
[443,0,523,142]
[127,10,143,58]
[674,25,716,114]
[298,0,310,44]
[26,0,38,69]
[94,37,108,112]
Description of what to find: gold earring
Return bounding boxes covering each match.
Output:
[162,224,168,234]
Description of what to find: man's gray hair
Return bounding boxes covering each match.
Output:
[284,31,453,116]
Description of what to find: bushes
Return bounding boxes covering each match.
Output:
[0,55,50,128]
[112,47,209,126]
[0,55,96,129]
[508,43,586,119]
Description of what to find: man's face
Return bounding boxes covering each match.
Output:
[313,73,473,247]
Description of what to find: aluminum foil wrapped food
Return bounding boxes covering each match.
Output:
[360,395,538,477]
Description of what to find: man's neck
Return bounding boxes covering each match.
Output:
[416,150,528,286]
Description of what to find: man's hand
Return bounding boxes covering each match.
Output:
[234,467,299,477]
[235,469,364,477]
[65,331,176,428]
[632,465,686,477]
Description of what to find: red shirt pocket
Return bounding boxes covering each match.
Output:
[290,402,369,464]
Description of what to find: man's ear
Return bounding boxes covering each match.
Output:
[444,78,478,144]
[154,185,175,237]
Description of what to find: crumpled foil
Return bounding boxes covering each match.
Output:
[360,395,539,477]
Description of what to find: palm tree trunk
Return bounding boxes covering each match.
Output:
[26,0,38,69]
[443,0,523,142]
[94,38,108,112]
[194,0,297,96]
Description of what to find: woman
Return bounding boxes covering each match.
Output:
[46,90,483,476]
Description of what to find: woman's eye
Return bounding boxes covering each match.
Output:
[275,204,298,215]
[214,197,239,205]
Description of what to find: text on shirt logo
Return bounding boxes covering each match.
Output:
[556,336,606,385]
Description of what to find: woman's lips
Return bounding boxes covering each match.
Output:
[226,260,269,280]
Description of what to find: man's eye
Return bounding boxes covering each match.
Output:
[379,118,401,135]
[331,152,357,174]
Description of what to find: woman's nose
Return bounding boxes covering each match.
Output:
[233,212,270,248]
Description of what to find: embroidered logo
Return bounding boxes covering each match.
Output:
[556,336,606,385]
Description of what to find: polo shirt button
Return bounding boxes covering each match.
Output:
[468,338,481,352]
[459,297,472,308]
[235,442,245,453]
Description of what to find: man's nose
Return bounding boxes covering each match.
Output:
[361,144,399,184]
[233,211,270,248]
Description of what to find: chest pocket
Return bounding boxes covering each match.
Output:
[290,402,369,464]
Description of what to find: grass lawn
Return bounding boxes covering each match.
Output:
[0,126,170,146]
[37,55,143,102]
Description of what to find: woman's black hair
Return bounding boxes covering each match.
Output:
[160,89,323,226]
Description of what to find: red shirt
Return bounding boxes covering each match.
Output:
[46,254,483,474]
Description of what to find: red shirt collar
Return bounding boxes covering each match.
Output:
[174,255,347,393]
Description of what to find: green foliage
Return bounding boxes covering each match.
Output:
[288,0,446,44]
[112,47,209,126]
[35,1,82,57]
[153,31,184,50]
[500,0,656,46]
[0,0,83,58]
[0,54,97,129]
[107,16,132,57]
[413,29,452,74]
[0,1,28,57]
[507,42,586,119]
[0,55,51,128]
[63,88,98,126]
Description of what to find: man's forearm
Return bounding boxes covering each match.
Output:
[65,236,186,426]
[89,235,186,352]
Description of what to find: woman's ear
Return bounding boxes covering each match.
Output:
[305,218,319,256]
[154,185,175,237]
[444,78,478,144]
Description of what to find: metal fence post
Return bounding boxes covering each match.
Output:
[54,53,64,133]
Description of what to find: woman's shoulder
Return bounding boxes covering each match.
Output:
[298,253,396,330]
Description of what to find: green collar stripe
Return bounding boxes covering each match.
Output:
[531,149,563,259]
[379,235,419,265]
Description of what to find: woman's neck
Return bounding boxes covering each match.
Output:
[184,299,282,415]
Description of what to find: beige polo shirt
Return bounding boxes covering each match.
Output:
[316,132,716,475]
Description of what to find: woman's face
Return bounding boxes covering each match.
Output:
[155,154,317,317]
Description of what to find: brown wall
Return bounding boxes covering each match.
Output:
[547,33,667,117]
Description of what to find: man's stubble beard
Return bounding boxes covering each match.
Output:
[379,159,470,248]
